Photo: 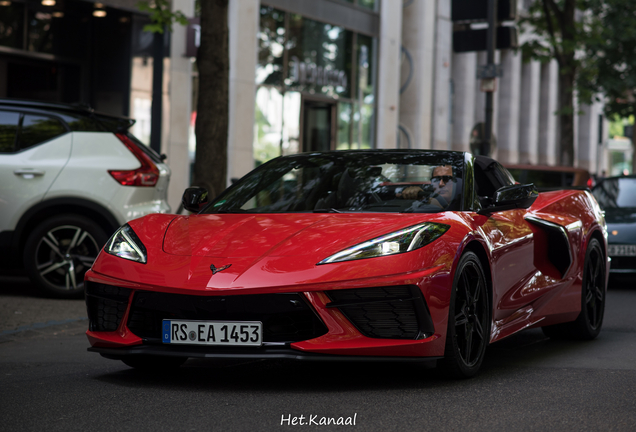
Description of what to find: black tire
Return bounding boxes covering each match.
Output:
[438,251,490,379]
[542,238,606,340]
[121,355,188,371]
[24,214,108,298]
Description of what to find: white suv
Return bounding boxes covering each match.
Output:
[0,99,171,297]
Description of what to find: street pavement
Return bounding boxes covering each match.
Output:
[1,274,636,431]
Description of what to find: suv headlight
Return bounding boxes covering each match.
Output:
[105,224,147,263]
[318,222,450,264]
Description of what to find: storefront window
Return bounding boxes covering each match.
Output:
[286,15,352,98]
[257,7,285,86]
[255,7,377,161]
[358,0,377,11]
[0,2,24,49]
[254,86,284,166]
[282,92,301,156]
[337,102,352,150]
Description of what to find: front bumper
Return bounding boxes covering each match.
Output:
[85,274,446,360]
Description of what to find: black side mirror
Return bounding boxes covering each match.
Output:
[182,187,209,213]
[478,183,538,215]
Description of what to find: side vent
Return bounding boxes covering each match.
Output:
[526,216,572,278]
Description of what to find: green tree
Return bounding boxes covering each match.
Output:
[583,0,636,120]
[520,0,599,166]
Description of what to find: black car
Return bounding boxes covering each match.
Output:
[592,175,636,281]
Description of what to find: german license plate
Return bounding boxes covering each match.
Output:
[162,320,262,346]
[608,245,636,257]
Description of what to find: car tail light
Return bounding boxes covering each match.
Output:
[109,133,159,187]
[587,177,594,189]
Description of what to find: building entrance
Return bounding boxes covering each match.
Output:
[302,99,335,152]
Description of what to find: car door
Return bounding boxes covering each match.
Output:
[0,110,72,231]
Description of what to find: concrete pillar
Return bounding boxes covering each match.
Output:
[577,100,604,172]
[451,52,477,152]
[518,59,541,164]
[376,0,403,149]
[399,0,436,149]
[538,59,558,165]
[162,0,194,211]
[496,49,522,163]
[473,51,500,157]
[432,0,452,150]
[227,0,259,184]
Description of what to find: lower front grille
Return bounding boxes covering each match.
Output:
[326,285,434,340]
[609,256,636,270]
[85,282,131,332]
[127,291,328,343]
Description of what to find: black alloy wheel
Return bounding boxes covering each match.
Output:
[24,214,107,298]
[439,251,490,378]
[542,237,606,340]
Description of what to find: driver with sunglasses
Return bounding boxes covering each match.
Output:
[398,165,456,208]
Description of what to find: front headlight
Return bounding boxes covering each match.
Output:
[318,222,450,264]
[105,224,147,264]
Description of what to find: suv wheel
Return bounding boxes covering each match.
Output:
[24,214,107,298]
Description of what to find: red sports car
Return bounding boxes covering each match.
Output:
[85,150,609,378]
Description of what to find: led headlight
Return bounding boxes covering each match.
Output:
[318,222,450,264]
[105,224,147,263]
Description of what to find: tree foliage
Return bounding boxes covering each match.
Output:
[582,0,636,119]
[519,0,600,165]
[137,0,188,34]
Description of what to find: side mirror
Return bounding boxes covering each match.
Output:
[182,187,209,213]
[478,183,538,215]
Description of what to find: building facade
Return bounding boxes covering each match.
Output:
[1,0,625,209]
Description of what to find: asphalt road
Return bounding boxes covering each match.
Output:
[1,275,636,431]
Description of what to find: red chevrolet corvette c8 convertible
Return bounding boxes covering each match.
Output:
[85,150,609,378]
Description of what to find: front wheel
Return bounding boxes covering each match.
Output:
[23,214,107,298]
[542,238,606,340]
[438,251,490,379]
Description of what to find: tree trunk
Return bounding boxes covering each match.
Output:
[194,0,229,198]
[558,69,575,166]
[556,0,577,167]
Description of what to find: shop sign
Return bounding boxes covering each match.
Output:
[289,56,347,91]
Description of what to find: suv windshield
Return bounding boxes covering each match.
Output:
[592,177,636,209]
[205,151,465,214]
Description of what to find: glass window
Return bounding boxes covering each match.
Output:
[27,9,54,54]
[356,34,375,104]
[254,86,284,166]
[593,177,636,209]
[337,102,352,150]
[257,7,285,86]
[18,114,67,150]
[358,0,377,11]
[0,2,25,49]
[287,15,353,98]
[0,111,20,153]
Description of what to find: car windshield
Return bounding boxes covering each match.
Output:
[204,151,466,214]
[592,177,636,209]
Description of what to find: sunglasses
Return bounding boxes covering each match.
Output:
[431,175,455,184]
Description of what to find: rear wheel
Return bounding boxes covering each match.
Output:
[24,214,107,298]
[438,251,490,379]
[542,238,606,340]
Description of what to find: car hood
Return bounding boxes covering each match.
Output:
[162,213,445,259]
[604,208,636,244]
